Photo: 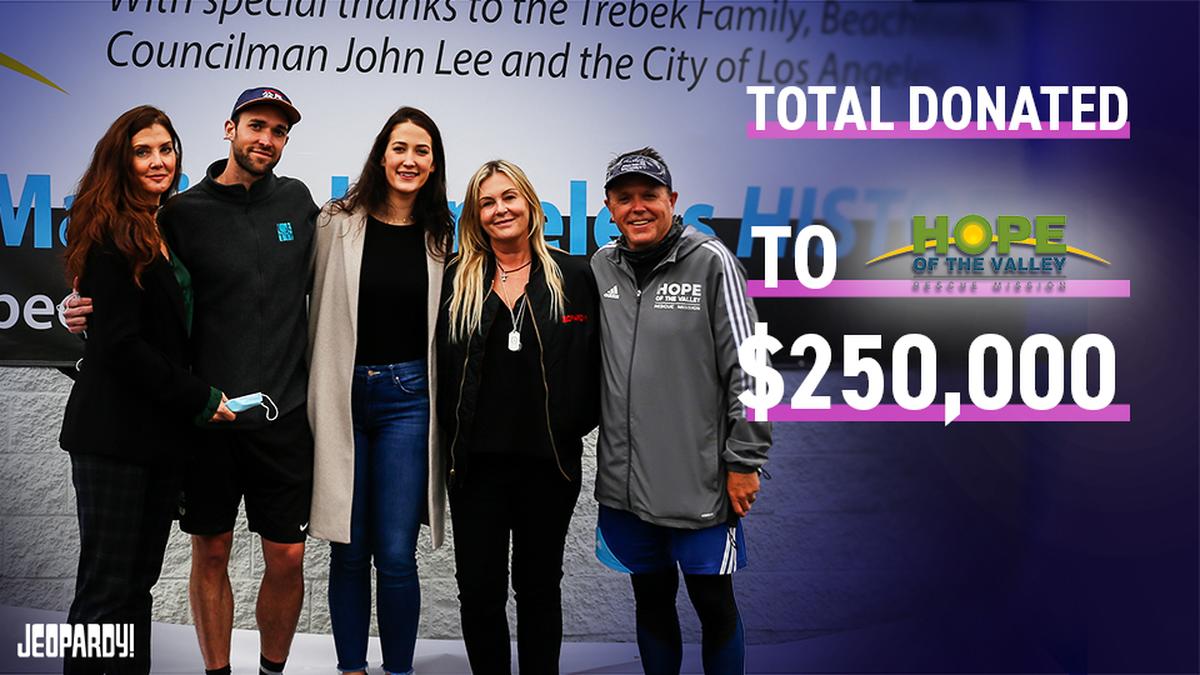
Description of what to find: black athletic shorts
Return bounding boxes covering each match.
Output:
[179,405,314,544]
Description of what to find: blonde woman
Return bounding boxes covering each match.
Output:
[436,160,600,674]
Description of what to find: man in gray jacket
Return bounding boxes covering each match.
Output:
[591,147,770,674]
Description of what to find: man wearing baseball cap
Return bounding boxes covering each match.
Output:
[66,86,317,675]
[176,86,317,675]
[230,86,302,127]
[590,147,771,673]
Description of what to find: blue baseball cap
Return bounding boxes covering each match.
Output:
[604,153,672,191]
[231,87,301,126]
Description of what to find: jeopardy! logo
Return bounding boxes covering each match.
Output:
[866,214,1111,295]
[16,623,134,659]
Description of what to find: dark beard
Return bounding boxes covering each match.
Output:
[231,145,278,177]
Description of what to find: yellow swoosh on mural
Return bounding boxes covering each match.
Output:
[866,237,1110,265]
[0,52,67,93]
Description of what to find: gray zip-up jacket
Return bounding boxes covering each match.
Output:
[591,226,771,529]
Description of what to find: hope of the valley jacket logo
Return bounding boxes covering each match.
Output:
[653,281,704,311]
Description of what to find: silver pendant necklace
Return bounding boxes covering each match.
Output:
[506,297,527,352]
[497,262,529,352]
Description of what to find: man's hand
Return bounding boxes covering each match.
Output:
[727,470,760,517]
[62,279,93,335]
[210,393,236,423]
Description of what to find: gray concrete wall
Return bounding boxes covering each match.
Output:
[0,365,916,645]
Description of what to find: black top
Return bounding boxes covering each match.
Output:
[629,246,672,289]
[622,219,685,289]
[355,216,428,365]
[160,159,318,427]
[465,294,551,458]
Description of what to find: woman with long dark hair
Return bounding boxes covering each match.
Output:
[60,105,234,675]
[437,159,600,674]
[306,107,454,675]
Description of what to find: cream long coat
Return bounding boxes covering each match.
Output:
[306,205,446,548]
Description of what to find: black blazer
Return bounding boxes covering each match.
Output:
[60,240,213,464]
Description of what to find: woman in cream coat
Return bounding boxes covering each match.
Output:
[306,107,452,675]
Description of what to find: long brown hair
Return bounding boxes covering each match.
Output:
[64,105,183,287]
[331,106,453,260]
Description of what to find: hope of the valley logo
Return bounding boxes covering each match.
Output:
[860,214,1127,298]
[742,213,1128,300]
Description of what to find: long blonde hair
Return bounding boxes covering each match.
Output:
[449,159,565,342]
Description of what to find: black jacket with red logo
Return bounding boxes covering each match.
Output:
[436,249,600,484]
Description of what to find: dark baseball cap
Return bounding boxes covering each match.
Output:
[231,87,301,126]
[604,154,672,191]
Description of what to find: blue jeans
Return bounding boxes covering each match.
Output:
[329,361,429,675]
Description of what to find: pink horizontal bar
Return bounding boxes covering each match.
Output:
[765,404,1130,423]
[747,280,1130,298]
[747,121,1131,140]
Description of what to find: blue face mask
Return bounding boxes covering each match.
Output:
[226,392,279,421]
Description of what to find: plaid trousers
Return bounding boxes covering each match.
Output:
[65,453,180,675]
